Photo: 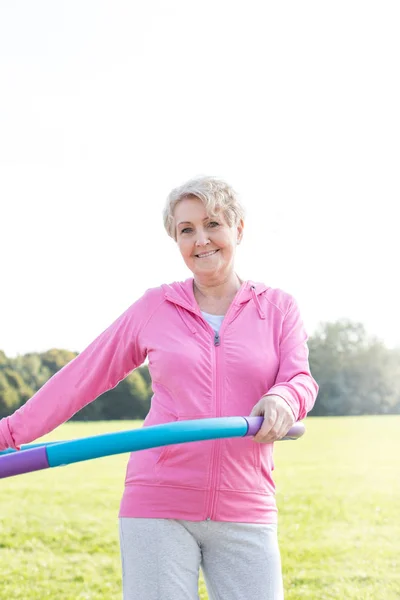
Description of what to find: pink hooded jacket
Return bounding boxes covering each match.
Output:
[0,278,318,523]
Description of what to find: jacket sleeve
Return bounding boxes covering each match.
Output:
[266,297,319,421]
[0,294,153,451]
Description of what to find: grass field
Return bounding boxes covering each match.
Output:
[1,416,399,599]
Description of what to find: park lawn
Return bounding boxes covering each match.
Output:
[0,415,399,599]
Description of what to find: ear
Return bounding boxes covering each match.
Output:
[236,219,244,244]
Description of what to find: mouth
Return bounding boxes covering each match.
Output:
[195,249,219,259]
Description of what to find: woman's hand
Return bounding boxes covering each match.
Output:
[250,395,296,443]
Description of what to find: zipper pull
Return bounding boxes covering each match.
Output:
[214,332,221,346]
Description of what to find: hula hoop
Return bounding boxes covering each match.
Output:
[0,417,305,480]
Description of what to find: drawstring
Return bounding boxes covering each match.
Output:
[175,305,199,334]
[251,285,265,319]
[163,288,199,334]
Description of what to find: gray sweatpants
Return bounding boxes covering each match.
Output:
[119,518,284,600]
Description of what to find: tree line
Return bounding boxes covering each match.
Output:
[1,319,399,420]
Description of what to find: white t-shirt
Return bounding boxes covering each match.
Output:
[201,311,224,334]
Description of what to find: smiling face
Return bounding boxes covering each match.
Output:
[174,196,244,284]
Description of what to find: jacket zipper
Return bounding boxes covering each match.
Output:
[173,307,222,521]
[205,295,241,520]
[165,289,248,520]
[206,329,222,520]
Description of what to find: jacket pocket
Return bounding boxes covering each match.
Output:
[219,437,263,492]
[155,415,213,490]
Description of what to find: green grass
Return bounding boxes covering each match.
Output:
[1,416,399,599]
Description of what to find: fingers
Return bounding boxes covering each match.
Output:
[250,395,296,443]
[273,415,291,441]
[253,412,293,443]
[253,410,277,443]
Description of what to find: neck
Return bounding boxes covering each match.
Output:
[193,272,242,300]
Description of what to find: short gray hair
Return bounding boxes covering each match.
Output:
[163,175,245,240]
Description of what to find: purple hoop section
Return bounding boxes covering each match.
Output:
[244,416,264,436]
[0,446,49,478]
[243,417,305,439]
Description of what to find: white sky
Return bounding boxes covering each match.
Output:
[0,0,399,357]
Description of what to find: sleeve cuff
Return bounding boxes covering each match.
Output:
[0,419,20,451]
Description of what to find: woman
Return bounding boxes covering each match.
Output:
[0,176,318,599]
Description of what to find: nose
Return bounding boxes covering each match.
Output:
[195,232,210,247]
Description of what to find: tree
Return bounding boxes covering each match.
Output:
[0,371,21,418]
[309,320,400,415]
[71,369,151,420]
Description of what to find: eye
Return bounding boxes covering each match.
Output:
[180,227,193,234]
[208,221,220,228]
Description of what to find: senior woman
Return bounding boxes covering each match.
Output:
[0,176,318,599]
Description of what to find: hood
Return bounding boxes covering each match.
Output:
[162,278,269,319]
